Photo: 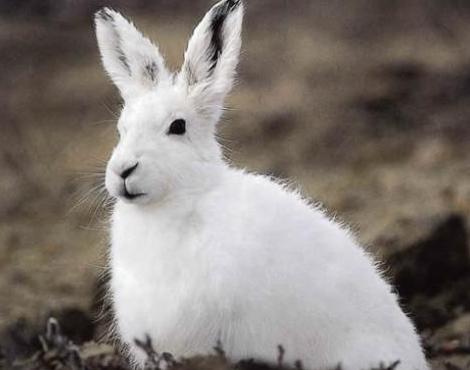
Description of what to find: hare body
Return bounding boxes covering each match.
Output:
[111,168,427,370]
[94,1,428,369]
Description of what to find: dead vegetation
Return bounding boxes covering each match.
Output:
[3,318,463,370]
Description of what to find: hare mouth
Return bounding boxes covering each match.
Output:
[121,185,146,200]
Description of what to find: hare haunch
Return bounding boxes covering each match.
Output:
[94,1,428,369]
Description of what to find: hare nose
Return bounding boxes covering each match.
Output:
[120,162,138,179]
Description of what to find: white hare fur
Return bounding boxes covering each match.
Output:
[94,1,429,369]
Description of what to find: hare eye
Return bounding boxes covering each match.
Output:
[168,119,186,135]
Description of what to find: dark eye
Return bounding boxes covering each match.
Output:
[168,119,186,135]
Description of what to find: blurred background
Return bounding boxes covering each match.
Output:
[1,0,470,368]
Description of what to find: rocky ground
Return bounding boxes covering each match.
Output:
[1,1,470,369]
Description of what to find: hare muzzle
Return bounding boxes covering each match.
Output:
[106,155,145,202]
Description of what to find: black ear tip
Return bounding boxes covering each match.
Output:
[95,7,114,22]
[213,0,242,18]
[216,0,242,13]
[227,0,242,10]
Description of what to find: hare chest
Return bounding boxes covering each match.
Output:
[109,202,230,361]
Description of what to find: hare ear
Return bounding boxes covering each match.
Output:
[179,0,243,119]
[95,8,170,101]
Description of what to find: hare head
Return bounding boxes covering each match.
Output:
[95,0,243,205]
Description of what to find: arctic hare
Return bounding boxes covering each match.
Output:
[94,1,428,369]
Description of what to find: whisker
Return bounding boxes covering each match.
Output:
[68,160,113,226]
[102,101,121,119]
[89,119,116,127]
